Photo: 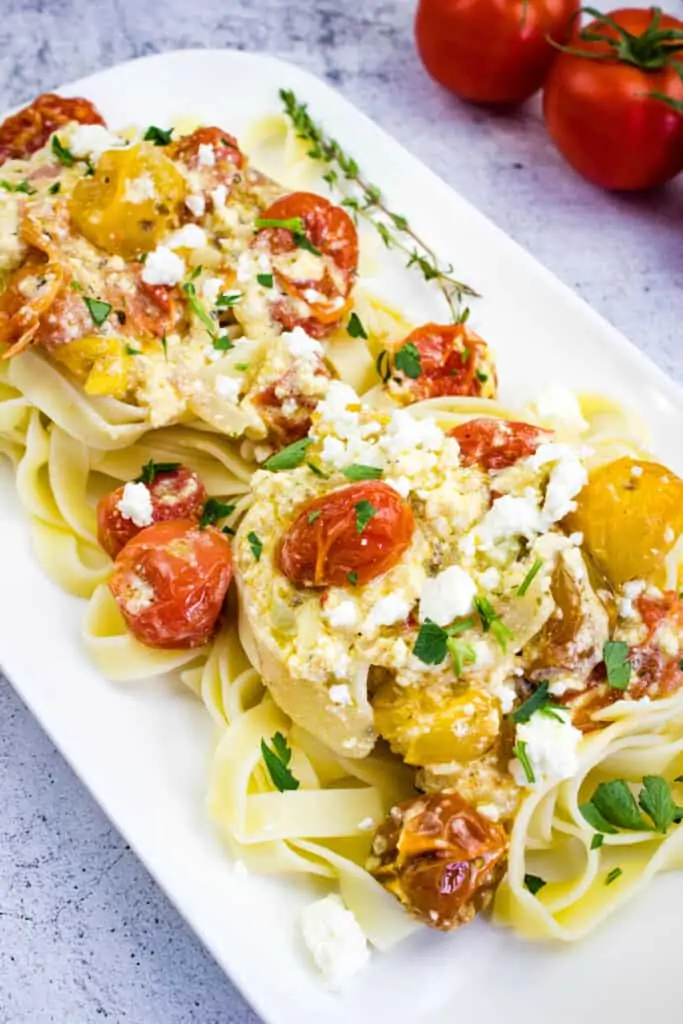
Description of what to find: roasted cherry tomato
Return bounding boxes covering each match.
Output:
[391,323,497,402]
[278,482,414,588]
[450,418,549,470]
[0,93,105,165]
[0,256,65,357]
[109,520,232,649]
[415,0,579,105]
[97,465,207,559]
[255,192,358,338]
[566,457,683,588]
[170,126,244,171]
[369,791,508,930]
[636,590,683,637]
[543,8,683,190]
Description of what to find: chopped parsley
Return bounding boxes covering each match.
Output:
[474,595,514,652]
[234,362,250,371]
[254,215,306,232]
[590,833,604,850]
[307,510,321,525]
[393,341,422,379]
[578,776,683,835]
[376,350,391,384]
[256,273,273,288]
[125,345,141,356]
[347,571,358,586]
[182,280,220,342]
[413,620,450,665]
[354,499,377,534]
[48,181,61,195]
[513,739,535,784]
[248,531,263,561]
[524,874,546,896]
[347,312,368,340]
[261,732,300,792]
[605,867,623,886]
[143,125,174,146]
[517,556,543,597]
[83,296,112,327]
[447,638,476,677]
[475,369,489,384]
[161,333,168,360]
[213,335,235,351]
[51,135,74,167]
[0,178,35,194]
[638,775,683,833]
[342,464,383,481]
[216,291,242,307]
[263,437,312,471]
[70,280,83,292]
[199,498,236,530]
[135,460,181,486]
[294,233,322,256]
[511,681,564,724]
[603,640,632,690]
[306,461,328,478]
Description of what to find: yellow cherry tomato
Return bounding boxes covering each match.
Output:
[69,145,185,257]
[566,456,683,588]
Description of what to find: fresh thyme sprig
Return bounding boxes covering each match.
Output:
[279,88,478,322]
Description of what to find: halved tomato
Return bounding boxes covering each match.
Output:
[450,418,549,470]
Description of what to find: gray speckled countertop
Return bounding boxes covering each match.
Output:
[1,1,682,1021]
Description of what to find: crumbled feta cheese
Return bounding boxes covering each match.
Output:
[542,454,588,524]
[211,184,227,209]
[477,567,500,591]
[185,193,206,217]
[510,709,581,788]
[383,410,444,458]
[122,174,156,204]
[198,143,216,166]
[329,684,352,705]
[167,224,207,250]
[202,277,223,305]
[623,580,645,599]
[236,249,272,283]
[141,246,185,287]
[301,894,370,988]
[568,531,584,546]
[117,481,154,527]
[477,494,542,547]
[477,803,501,822]
[303,287,327,304]
[534,383,588,433]
[215,375,242,402]
[385,476,411,498]
[283,326,324,362]
[67,124,125,161]
[325,600,359,629]
[618,597,638,620]
[369,595,412,628]
[123,574,156,614]
[419,565,476,627]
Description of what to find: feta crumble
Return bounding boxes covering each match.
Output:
[198,143,216,166]
[185,193,206,218]
[369,594,412,628]
[67,124,125,161]
[419,565,476,627]
[117,481,154,527]
[166,224,207,250]
[510,709,581,788]
[534,383,588,433]
[141,246,185,287]
[325,600,359,629]
[283,326,324,362]
[329,684,352,706]
[122,174,156,204]
[215,375,242,402]
[301,894,370,987]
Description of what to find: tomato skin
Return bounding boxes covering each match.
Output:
[0,93,105,165]
[278,482,414,588]
[170,126,244,171]
[256,192,358,338]
[394,323,497,402]
[97,467,207,559]
[450,418,549,469]
[415,0,579,105]
[543,8,683,190]
[109,520,232,649]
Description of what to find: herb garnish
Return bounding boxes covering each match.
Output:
[255,215,306,232]
[590,834,604,850]
[216,291,243,307]
[248,531,263,561]
[413,618,475,667]
[354,500,377,534]
[0,178,35,194]
[447,638,476,677]
[199,498,236,530]
[524,874,546,895]
[474,596,514,652]
[51,135,74,167]
[511,681,565,724]
[182,279,220,342]
[307,510,321,525]
[213,335,235,351]
[161,333,168,360]
[603,640,632,690]
[306,461,328,478]
[143,125,174,146]
[83,296,112,327]
[605,867,623,886]
[580,776,683,836]
[513,739,535,784]
[342,464,383,481]
[256,273,274,288]
[279,89,477,321]
[135,460,181,486]
[263,437,312,471]
[125,345,141,356]
[261,732,300,792]
[48,181,61,194]
[347,571,358,586]
[475,370,489,384]
[347,312,368,340]
[517,556,543,597]
[393,342,422,379]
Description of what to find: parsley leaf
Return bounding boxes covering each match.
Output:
[376,350,391,384]
[135,460,181,486]
[512,681,550,724]
[513,739,535,784]
[307,510,321,525]
[182,280,220,341]
[294,233,322,256]
[261,732,300,792]
[517,556,543,597]
[199,498,236,530]
[474,595,514,652]
[413,619,449,665]
[125,345,141,356]
[83,296,112,327]
[306,461,328,478]
[447,638,476,677]
[48,181,61,194]
[213,335,235,351]
[256,273,273,288]
[347,571,358,586]
[475,369,489,384]
[216,291,242,307]
[394,341,422,379]
[638,775,683,833]
[0,178,35,194]
[591,780,649,832]
[51,135,74,167]
[342,464,383,481]
[161,333,168,360]
[248,531,263,561]
[143,125,174,146]
[263,437,312,471]
[254,215,305,232]
[579,802,619,835]
[603,641,631,690]
[524,874,546,895]
[605,867,622,886]
[347,312,368,340]
[590,833,604,850]
[354,499,377,534]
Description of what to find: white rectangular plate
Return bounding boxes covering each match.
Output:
[2,50,682,1024]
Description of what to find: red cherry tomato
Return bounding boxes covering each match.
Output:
[278,482,414,588]
[415,0,579,105]
[450,418,549,470]
[0,93,105,165]
[109,520,232,649]
[543,8,683,190]
[635,590,683,637]
[256,192,358,339]
[392,323,497,402]
[97,465,207,559]
[170,126,244,171]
